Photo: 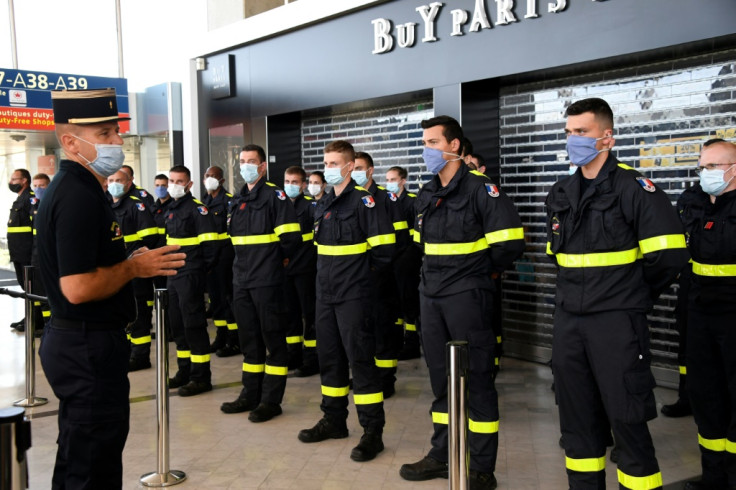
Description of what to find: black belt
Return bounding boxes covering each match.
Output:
[51,318,127,331]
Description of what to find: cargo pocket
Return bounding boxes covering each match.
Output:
[623,368,657,424]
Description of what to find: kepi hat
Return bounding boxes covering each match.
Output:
[51,88,130,125]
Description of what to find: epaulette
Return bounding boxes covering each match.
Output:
[303,195,313,201]
[129,195,141,201]
[354,186,369,192]
[407,192,417,198]
[226,192,233,198]
[470,170,490,179]
[377,185,386,191]
[193,198,204,205]
[265,182,276,187]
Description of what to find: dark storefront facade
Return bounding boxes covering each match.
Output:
[193,0,736,385]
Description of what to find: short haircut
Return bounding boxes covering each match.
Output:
[354,151,374,168]
[388,166,407,180]
[469,153,486,168]
[242,144,266,162]
[421,115,464,148]
[154,173,169,181]
[309,171,325,184]
[324,140,355,162]
[285,166,307,182]
[122,164,134,178]
[169,165,191,179]
[32,173,50,183]
[14,168,32,183]
[703,138,726,148]
[565,97,614,129]
[461,137,474,157]
[206,166,224,179]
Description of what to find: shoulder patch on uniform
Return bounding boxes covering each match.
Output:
[485,183,500,198]
[197,205,209,215]
[388,192,397,201]
[311,201,317,206]
[139,189,149,197]
[265,182,276,187]
[275,189,286,200]
[29,197,38,205]
[471,170,490,179]
[136,203,146,211]
[636,177,656,193]
[362,195,376,208]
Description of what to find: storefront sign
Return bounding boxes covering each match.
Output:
[372,0,603,54]
[0,68,129,131]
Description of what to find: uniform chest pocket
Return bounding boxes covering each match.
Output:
[335,208,358,243]
[584,194,626,252]
[432,197,470,242]
[725,216,736,259]
[546,202,570,254]
[168,214,193,238]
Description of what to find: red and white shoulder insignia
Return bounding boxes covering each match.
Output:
[275,189,286,200]
[485,183,500,197]
[388,192,397,201]
[362,195,375,208]
[636,177,656,193]
[136,203,146,211]
[30,197,38,205]
[197,205,209,215]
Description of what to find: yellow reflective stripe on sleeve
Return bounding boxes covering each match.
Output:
[409,229,415,237]
[565,456,606,472]
[191,354,210,363]
[158,227,166,235]
[213,319,227,327]
[393,221,409,231]
[322,385,350,397]
[130,336,151,345]
[432,412,449,424]
[468,419,499,434]
[286,335,304,344]
[699,434,726,452]
[425,238,488,255]
[367,233,396,247]
[728,440,736,454]
[692,261,736,277]
[137,227,160,238]
[496,336,502,343]
[33,228,36,235]
[146,300,154,307]
[302,232,314,242]
[375,358,398,368]
[198,232,219,243]
[227,323,238,331]
[243,363,265,373]
[555,248,640,268]
[405,323,416,331]
[7,226,32,233]
[274,223,301,236]
[413,231,421,243]
[617,469,662,490]
[353,392,384,405]
[495,357,499,366]
[303,339,316,348]
[167,236,199,246]
[265,365,288,376]
[639,234,687,254]
[395,318,404,325]
[316,242,368,255]
[679,365,687,375]
[123,233,141,243]
[177,350,191,359]
[42,310,50,318]
[485,227,524,245]
[546,241,552,255]
[231,234,278,245]
[33,301,40,306]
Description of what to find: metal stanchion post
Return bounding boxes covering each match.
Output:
[447,341,469,490]
[140,289,186,487]
[13,266,47,408]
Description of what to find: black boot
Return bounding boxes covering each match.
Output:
[350,428,384,462]
[221,390,259,414]
[661,398,692,417]
[399,455,449,481]
[248,403,282,423]
[298,416,348,443]
[469,470,497,490]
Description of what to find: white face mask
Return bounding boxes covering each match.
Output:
[308,183,323,196]
[204,176,220,192]
[168,183,188,199]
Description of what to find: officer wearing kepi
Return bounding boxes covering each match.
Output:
[7,168,34,330]
[545,98,689,489]
[37,88,185,489]
[399,116,525,490]
[678,139,736,490]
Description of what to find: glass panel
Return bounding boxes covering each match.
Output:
[209,124,245,195]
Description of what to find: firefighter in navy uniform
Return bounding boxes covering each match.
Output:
[152,173,173,239]
[7,168,34,330]
[353,152,410,398]
[545,98,689,490]
[283,166,320,377]
[220,144,302,423]
[298,140,395,463]
[678,140,736,490]
[29,173,51,333]
[202,165,239,357]
[385,165,422,360]
[108,169,160,371]
[165,165,219,397]
[122,164,155,208]
[399,116,524,490]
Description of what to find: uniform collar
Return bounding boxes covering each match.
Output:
[169,192,193,209]
[240,177,266,200]
[60,159,107,195]
[425,161,468,196]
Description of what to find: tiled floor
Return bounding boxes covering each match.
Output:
[0,274,703,489]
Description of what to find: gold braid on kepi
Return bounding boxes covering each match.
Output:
[51,88,130,125]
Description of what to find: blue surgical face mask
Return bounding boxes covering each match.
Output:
[108,182,126,198]
[33,186,46,200]
[154,186,168,199]
[700,165,736,196]
[422,147,461,175]
[385,182,400,194]
[240,163,260,184]
[324,165,347,186]
[568,166,578,176]
[352,170,368,186]
[71,135,126,178]
[566,134,610,166]
[284,183,302,199]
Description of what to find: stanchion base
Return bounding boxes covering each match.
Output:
[13,397,48,407]
[140,470,187,487]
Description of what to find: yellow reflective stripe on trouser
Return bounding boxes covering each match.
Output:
[405,323,416,331]
[555,248,640,268]
[432,412,449,424]
[227,322,237,331]
[213,319,227,327]
[265,365,288,376]
[302,232,314,242]
[413,231,421,243]
[138,227,160,238]
[243,363,265,373]
[496,335,502,343]
[546,241,553,255]
[7,226,32,233]
[316,242,368,255]
[692,261,736,277]
[146,300,154,307]
[130,335,151,345]
[177,350,191,358]
[468,419,499,434]
[425,238,488,255]
[353,392,383,405]
[168,236,199,246]
[231,234,278,245]
[322,385,350,397]
[274,223,301,236]
[286,335,303,344]
[617,469,662,490]
[367,233,396,247]
[393,221,408,231]
[303,339,316,348]
[565,456,606,472]
[485,227,524,244]
[191,354,210,363]
[679,365,686,375]
[375,358,398,368]
[395,318,404,325]
[123,233,141,243]
[699,434,727,452]
[639,234,686,254]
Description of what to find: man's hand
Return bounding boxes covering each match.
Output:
[130,245,186,278]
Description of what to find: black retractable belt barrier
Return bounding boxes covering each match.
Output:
[447,341,469,490]
[140,289,186,487]
[0,406,31,490]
